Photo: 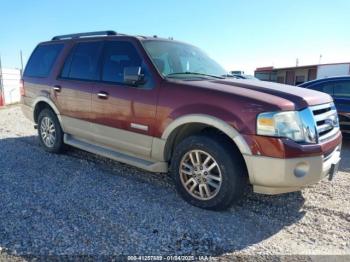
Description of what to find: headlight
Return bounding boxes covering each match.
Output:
[257,111,313,143]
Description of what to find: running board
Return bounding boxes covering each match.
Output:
[64,134,168,173]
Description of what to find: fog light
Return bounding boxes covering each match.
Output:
[294,162,309,178]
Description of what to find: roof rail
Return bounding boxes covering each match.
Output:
[51,30,117,41]
[136,35,148,39]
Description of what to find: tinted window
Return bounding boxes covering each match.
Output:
[102,41,143,83]
[309,82,333,95]
[24,44,63,77]
[61,41,103,81]
[333,81,350,97]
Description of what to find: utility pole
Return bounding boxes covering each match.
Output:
[0,54,4,106]
[0,54,3,90]
[319,54,322,64]
[0,54,2,82]
[20,50,24,77]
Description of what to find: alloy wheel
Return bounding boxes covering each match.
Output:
[179,150,222,200]
[40,116,56,148]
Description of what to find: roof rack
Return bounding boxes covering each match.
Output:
[136,35,148,39]
[51,30,117,41]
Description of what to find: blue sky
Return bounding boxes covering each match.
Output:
[1,0,349,74]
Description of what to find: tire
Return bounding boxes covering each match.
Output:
[37,108,64,153]
[171,134,247,210]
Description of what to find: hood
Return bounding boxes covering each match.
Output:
[179,78,333,111]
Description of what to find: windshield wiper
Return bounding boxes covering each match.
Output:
[166,72,225,79]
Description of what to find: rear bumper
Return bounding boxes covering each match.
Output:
[21,104,34,122]
[244,144,341,194]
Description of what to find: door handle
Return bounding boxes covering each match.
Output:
[97,91,109,99]
[53,85,61,92]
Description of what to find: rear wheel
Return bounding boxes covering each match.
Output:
[38,108,64,153]
[171,134,247,210]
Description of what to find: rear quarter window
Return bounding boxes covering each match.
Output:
[24,44,64,78]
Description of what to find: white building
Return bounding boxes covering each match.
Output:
[317,63,350,79]
[0,68,22,106]
[255,62,350,85]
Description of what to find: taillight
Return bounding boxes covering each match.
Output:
[20,79,25,96]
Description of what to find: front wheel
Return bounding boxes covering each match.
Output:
[171,134,247,210]
[38,108,64,153]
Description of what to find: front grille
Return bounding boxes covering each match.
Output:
[310,103,339,142]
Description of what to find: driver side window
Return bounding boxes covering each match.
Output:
[102,41,153,88]
[310,82,334,95]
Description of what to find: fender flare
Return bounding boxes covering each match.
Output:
[32,96,62,122]
[161,114,252,156]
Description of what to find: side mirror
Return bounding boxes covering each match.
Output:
[123,66,145,86]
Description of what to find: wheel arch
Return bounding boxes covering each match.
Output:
[161,114,252,162]
[32,97,60,123]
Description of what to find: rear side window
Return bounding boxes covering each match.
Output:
[61,41,103,81]
[24,44,63,78]
[333,81,350,97]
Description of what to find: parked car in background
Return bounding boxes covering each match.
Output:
[229,74,260,80]
[21,31,341,210]
[299,76,350,134]
[228,71,260,80]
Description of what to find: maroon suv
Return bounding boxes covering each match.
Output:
[21,31,342,210]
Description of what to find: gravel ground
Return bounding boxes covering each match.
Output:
[0,105,349,261]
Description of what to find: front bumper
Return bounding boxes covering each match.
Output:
[243,144,341,194]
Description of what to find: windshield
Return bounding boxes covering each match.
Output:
[142,40,227,79]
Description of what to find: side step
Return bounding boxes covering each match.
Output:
[64,134,168,173]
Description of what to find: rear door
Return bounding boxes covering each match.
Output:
[53,40,103,140]
[91,39,158,159]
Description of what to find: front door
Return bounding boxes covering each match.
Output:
[91,40,159,159]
